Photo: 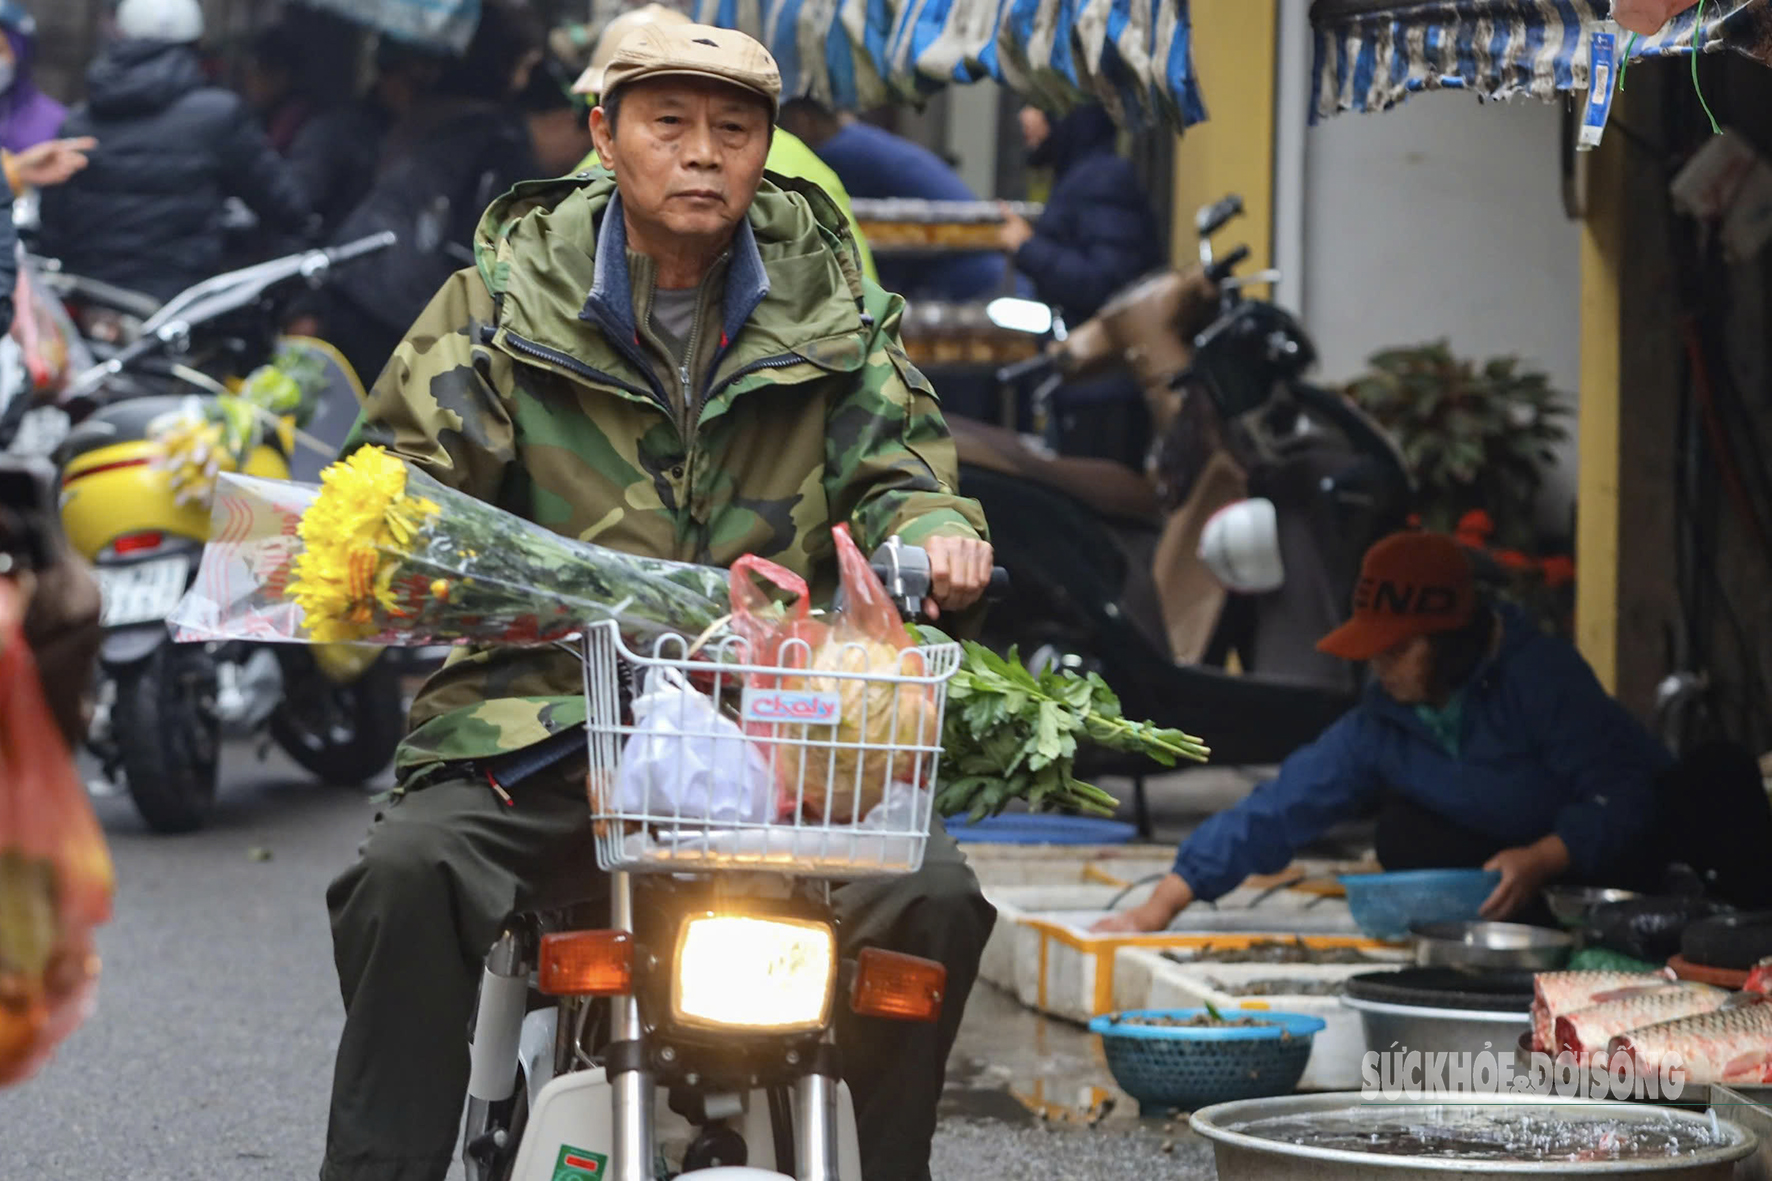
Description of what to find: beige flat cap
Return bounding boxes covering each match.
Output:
[598,22,782,114]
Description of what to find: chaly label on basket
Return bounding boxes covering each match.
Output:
[742,687,842,726]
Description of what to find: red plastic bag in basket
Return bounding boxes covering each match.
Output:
[728,524,936,824]
[0,579,114,1087]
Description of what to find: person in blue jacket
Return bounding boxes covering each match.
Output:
[1094,530,1675,933]
[778,97,1006,302]
[998,103,1162,468]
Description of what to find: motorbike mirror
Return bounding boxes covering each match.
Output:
[985,297,1053,336]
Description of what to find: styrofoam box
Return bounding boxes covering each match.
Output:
[1112,948,1405,1090]
[958,844,1177,889]
[978,882,1378,1027]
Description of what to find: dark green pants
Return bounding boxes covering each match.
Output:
[320,768,995,1181]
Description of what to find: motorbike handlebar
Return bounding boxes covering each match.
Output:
[325,231,398,268]
[1206,245,1251,286]
[1196,194,1245,239]
[867,561,1011,604]
[996,351,1057,385]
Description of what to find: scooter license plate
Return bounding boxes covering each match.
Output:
[98,556,190,626]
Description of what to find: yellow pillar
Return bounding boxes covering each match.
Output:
[1576,132,1625,693]
[1169,0,1279,271]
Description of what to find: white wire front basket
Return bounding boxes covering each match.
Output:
[581,619,962,878]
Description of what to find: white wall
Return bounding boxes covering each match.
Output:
[1297,91,1582,535]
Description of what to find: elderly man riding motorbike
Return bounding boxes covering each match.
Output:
[321,24,995,1181]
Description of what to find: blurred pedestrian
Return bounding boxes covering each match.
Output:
[780,97,1000,301]
[0,2,63,153]
[240,22,314,155]
[1000,103,1161,467]
[288,39,445,237]
[317,0,542,386]
[519,52,594,176]
[37,0,311,302]
[568,4,877,284]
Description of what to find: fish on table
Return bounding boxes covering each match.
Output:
[1612,997,1772,1083]
[1531,971,1674,1052]
[1554,984,1727,1056]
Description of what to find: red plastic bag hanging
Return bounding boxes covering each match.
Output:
[727,525,936,823]
[0,579,113,1086]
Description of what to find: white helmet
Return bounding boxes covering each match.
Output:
[1199,498,1285,594]
[115,0,205,43]
[570,3,692,96]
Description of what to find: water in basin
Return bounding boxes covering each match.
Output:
[1229,1107,1728,1162]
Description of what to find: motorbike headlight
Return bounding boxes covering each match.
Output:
[671,915,836,1034]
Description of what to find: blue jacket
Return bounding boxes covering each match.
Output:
[813,121,1006,302]
[1013,105,1161,324]
[1172,606,1671,902]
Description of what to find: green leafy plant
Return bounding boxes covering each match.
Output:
[913,626,1210,820]
[1346,342,1569,548]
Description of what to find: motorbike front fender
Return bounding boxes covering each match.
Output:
[100,624,169,667]
[504,1068,861,1181]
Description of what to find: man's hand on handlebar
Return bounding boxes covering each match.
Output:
[922,535,994,619]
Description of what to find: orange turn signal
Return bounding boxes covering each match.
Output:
[850,947,945,1023]
[538,930,633,997]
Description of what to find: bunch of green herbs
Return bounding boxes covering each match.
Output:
[914,627,1209,820]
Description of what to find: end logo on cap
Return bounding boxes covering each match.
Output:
[1352,578,1461,616]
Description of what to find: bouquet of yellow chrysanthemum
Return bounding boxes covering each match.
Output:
[171,445,728,648]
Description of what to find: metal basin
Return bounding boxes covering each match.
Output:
[1711,1086,1772,1181]
[1412,921,1574,971]
[1191,1092,1757,1180]
[1343,994,1529,1059]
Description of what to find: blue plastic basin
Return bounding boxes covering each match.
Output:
[944,814,1136,845]
[1338,868,1502,941]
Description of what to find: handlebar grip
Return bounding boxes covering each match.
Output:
[997,351,1056,385]
[1206,245,1251,285]
[1196,194,1245,238]
[987,566,1010,600]
[325,230,398,267]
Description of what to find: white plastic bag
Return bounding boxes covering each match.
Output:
[616,668,772,824]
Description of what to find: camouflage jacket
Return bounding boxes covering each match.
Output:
[345,168,988,785]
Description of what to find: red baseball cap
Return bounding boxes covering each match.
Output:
[1316,531,1477,661]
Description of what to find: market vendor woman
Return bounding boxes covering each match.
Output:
[1096,530,1673,933]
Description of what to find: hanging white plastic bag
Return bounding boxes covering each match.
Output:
[616,668,772,825]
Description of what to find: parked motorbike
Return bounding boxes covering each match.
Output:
[37,234,405,832]
[460,545,991,1181]
[0,252,101,464]
[954,196,1411,814]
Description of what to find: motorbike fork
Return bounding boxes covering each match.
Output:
[607,871,654,1181]
[606,870,842,1181]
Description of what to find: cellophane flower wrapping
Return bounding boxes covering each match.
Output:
[170,445,729,648]
[0,581,113,1086]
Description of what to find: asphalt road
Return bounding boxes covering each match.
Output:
[0,745,1191,1181]
[2,747,369,1181]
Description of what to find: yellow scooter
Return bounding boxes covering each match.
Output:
[48,234,401,832]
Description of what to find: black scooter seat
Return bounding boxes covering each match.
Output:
[950,416,1160,524]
